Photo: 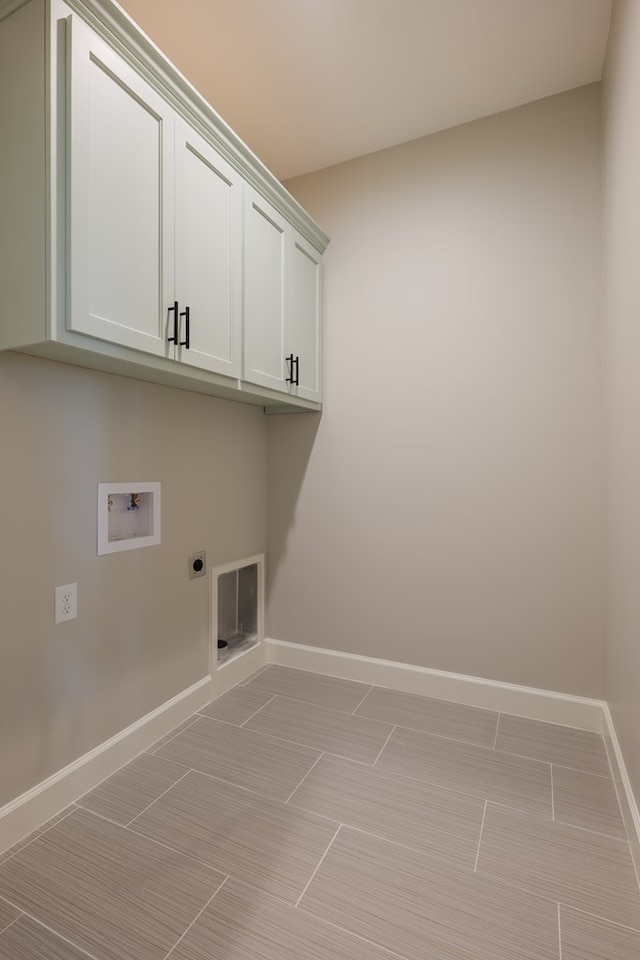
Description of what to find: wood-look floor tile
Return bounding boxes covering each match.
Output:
[0,915,95,960]
[169,877,400,960]
[243,696,393,764]
[356,686,498,747]
[477,803,640,929]
[78,753,189,825]
[376,725,552,815]
[198,687,274,725]
[0,807,225,960]
[300,826,559,960]
[0,897,20,934]
[495,716,610,777]
[553,765,626,839]
[154,716,320,801]
[132,770,338,904]
[289,753,484,868]
[560,906,640,959]
[244,666,371,712]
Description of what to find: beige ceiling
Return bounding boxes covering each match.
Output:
[118,0,612,182]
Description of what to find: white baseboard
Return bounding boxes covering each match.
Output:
[0,675,212,855]
[266,638,605,731]
[214,639,268,697]
[603,704,640,887]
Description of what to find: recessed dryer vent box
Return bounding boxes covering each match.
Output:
[97,482,161,555]
[211,553,264,668]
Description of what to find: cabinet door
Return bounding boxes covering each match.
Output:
[288,232,323,403]
[243,187,288,392]
[174,119,242,377]
[67,15,174,356]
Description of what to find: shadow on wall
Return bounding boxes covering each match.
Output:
[266,412,321,614]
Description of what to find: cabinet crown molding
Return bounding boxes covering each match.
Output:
[0,0,328,253]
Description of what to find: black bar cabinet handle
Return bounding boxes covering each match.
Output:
[167,301,179,343]
[179,305,190,349]
[285,354,300,386]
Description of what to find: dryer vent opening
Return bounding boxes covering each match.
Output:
[216,559,261,664]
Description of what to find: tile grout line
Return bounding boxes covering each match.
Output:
[0,806,77,868]
[78,799,326,903]
[147,716,199,755]
[239,665,269,686]
[351,685,375,715]
[71,801,232,880]
[372,725,397,767]
[113,748,628,851]
[295,901,415,960]
[284,753,326,804]
[473,800,488,872]
[563,902,640,935]
[239,693,277,726]
[492,713,501,750]
[317,819,480,869]
[548,760,615,782]
[188,710,394,766]
[199,690,590,763]
[295,824,342,908]
[471,860,640,931]
[0,914,22,938]
[233,688,377,721]
[125,763,326,809]
[125,769,193,827]
[136,738,625,842]
[3,911,101,960]
[162,876,229,960]
[194,715,245,729]
[79,803,236,878]
[557,902,563,960]
[485,796,636,845]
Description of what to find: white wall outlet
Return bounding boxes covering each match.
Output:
[55,583,77,624]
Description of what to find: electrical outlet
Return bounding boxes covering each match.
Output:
[188,551,206,580]
[55,583,77,624]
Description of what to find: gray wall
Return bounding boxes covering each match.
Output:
[0,352,267,806]
[602,0,640,803]
[269,85,604,698]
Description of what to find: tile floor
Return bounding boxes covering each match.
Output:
[0,665,639,959]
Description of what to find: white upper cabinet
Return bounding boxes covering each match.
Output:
[68,20,242,378]
[289,231,323,403]
[244,187,323,403]
[174,118,242,378]
[67,15,175,357]
[244,187,288,392]
[0,0,328,411]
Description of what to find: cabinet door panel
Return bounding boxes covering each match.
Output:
[289,233,323,402]
[243,189,287,391]
[67,16,174,356]
[175,120,241,377]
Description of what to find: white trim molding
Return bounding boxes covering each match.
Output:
[0,675,212,855]
[602,704,640,887]
[266,638,605,731]
[215,640,268,697]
